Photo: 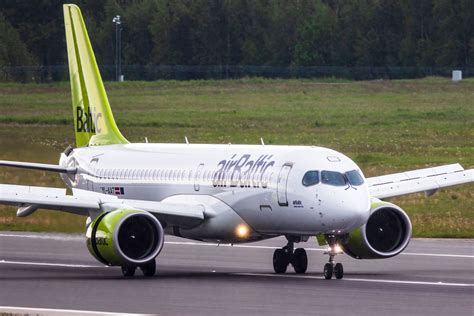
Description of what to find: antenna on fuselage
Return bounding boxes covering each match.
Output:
[260,137,265,146]
[145,137,148,143]
[185,136,189,145]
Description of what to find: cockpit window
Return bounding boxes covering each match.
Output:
[302,170,319,186]
[321,170,346,186]
[345,170,364,186]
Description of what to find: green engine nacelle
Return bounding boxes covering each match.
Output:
[342,199,412,259]
[86,209,164,266]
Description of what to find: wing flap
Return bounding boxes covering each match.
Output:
[368,164,473,199]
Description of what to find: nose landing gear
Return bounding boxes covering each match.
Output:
[323,236,344,279]
[273,238,308,274]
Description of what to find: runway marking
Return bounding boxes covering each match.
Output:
[1,233,473,259]
[1,259,472,288]
[0,233,83,241]
[235,273,474,287]
[0,260,104,268]
[164,241,474,258]
[0,306,151,316]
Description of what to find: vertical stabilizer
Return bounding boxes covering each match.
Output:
[63,4,128,147]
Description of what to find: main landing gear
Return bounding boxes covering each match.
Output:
[273,237,308,274]
[121,259,156,277]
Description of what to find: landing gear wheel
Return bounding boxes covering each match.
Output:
[273,248,289,274]
[140,259,156,277]
[292,248,308,274]
[323,263,333,279]
[121,266,136,277]
[334,263,344,279]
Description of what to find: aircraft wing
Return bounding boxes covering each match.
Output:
[367,163,473,199]
[0,184,204,227]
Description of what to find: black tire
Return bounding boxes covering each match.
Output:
[334,263,344,279]
[323,263,333,280]
[121,266,136,277]
[273,248,289,274]
[140,259,156,277]
[292,248,308,274]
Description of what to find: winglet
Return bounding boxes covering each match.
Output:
[63,4,128,147]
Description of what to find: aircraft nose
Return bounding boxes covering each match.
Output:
[351,190,371,228]
[335,188,370,231]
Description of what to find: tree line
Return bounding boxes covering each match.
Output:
[1,0,473,72]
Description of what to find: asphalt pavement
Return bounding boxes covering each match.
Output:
[0,232,473,316]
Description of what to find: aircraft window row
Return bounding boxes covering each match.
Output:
[94,167,275,187]
[95,168,193,182]
[303,170,364,187]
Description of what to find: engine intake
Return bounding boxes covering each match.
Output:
[342,200,412,259]
[86,209,164,266]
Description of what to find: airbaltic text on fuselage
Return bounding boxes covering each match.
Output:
[212,154,275,188]
[76,106,102,133]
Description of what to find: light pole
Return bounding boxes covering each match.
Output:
[112,15,122,81]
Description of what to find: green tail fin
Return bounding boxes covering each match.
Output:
[63,4,128,148]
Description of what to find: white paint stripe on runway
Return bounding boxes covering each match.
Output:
[235,272,474,287]
[401,252,473,258]
[0,233,83,241]
[2,259,473,288]
[1,233,473,259]
[0,259,103,268]
[164,241,474,258]
[0,306,151,316]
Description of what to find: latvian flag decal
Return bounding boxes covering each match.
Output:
[115,187,125,195]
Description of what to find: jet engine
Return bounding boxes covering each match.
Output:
[86,209,164,266]
[342,199,412,259]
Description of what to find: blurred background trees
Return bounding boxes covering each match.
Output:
[1,0,472,70]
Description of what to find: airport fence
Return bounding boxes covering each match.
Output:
[1,64,473,83]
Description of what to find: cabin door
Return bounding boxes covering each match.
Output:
[277,163,292,206]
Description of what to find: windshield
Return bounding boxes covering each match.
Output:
[321,170,346,186]
[345,170,364,186]
[302,170,319,186]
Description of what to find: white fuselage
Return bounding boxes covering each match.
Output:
[60,143,371,242]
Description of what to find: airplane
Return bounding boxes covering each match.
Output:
[0,4,472,279]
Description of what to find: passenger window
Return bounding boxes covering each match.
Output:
[345,170,364,186]
[321,171,346,186]
[302,170,319,186]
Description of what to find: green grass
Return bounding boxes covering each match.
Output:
[0,77,473,237]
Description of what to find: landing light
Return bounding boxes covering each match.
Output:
[236,224,249,238]
[327,244,343,253]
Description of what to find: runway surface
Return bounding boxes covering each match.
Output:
[0,232,473,315]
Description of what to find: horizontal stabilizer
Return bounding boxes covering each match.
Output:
[0,160,76,174]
